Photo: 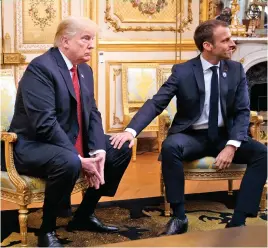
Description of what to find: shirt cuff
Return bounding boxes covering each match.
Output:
[125,128,137,138]
[226,140,241,148]
[88,149,106,156]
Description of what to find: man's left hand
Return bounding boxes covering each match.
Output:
[214,145,236,170]
[94,152,106,185]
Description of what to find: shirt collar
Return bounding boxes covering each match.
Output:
[200,54,220,72]
[58,49,73,71]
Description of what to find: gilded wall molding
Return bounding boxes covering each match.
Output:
[199,0,209,23]
[3,53,26,64]
[112,68,123,126]
[208,0,217,20]
[106,62,122,132]
[105,0,193,32]
[86,0,98,103]
[98,40,197,51]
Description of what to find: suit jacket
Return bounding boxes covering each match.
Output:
[127,56,250,142]
[10,47,105,156]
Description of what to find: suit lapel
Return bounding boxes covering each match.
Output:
[51,48,77,100]
[60,68,77,100]
[192,56,205,113]
[219,60,228,119]
[192,56,205,95]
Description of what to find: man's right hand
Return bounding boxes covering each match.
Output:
[79,155,104,189]
[109,131,135,149]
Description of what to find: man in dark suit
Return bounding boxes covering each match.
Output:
[110,20,267,236]
[10,17,132,247]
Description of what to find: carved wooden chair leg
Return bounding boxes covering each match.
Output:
[19,205,29,247]
[160,171,170,217]
[132,138,137,162]
[157,132,162,153]
[164,192,171,217]
[260,184,267,213]
[228,179,233,195]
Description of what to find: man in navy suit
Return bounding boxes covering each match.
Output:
[111,20,267,236]
[10,17,132,247]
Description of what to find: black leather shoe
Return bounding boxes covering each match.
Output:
[67,213,119,233]
[225,222,246,228]
[158,216,188,236]
[38,231,63,247]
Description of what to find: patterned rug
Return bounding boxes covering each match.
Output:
[1,193,267,247]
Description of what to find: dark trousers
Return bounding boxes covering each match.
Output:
[14,135,132,231]
[161,129,267,216]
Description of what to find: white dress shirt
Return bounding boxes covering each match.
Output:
[59,49,106,156]
[126,55,241,148]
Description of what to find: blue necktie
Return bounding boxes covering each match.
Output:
[208,66,219,142]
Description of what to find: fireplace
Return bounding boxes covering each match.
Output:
[246,61,267,142]
[231,37,267,144]
[247,62,267,111]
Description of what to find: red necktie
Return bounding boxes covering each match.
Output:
[70,66,84,156]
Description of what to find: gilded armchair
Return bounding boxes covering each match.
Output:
[159,111,267,216]
[0,69,88,246]
[121,63,169,161]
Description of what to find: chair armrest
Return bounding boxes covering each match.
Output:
[159,110,171,144]
[1,132,29,192]
[250,111,264,141]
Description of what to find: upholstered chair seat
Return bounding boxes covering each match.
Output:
[183,157,246,171]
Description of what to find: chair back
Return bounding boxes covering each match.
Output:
[1,69,17,131]
[159,67,176,122]
[121,63,160,127]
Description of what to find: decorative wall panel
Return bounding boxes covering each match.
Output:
[105,0,193,32]
[106,63,124,132]
[15,0,70,52]
[114,0,178,23]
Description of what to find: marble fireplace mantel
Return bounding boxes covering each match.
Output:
[233,37,268,44]
[231,37,268,72]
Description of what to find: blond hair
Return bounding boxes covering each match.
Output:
[54,16,98,47]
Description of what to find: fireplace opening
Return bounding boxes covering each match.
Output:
[250,83,267,111]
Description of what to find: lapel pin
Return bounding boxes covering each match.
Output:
[222,72,227,78]
[81,74,84,78]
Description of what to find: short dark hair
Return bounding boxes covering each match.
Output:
[194,19,229,52]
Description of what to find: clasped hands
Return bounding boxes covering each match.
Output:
[79,152,106,190]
